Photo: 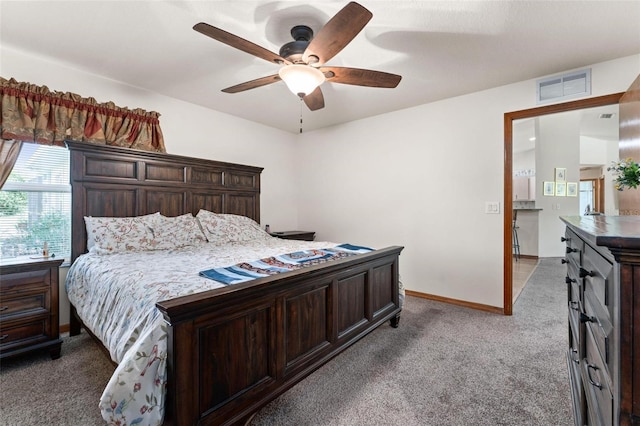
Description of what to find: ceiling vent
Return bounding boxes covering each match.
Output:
[536,69,591,104]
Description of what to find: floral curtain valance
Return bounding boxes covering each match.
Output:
[0,77,165,152]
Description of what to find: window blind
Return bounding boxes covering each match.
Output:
[0,144,71,261]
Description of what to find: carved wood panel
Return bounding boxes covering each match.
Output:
[225,193,259,219]
[144,163,185,183]
[337,272,367,337]
[285,285,330,367]
[198,306,275,412]
[371,263,394,317]
[191,192,224,214]
[84,185,138,217]
[83,156,137,180]
[191,168,223,186]
[143,189,186,217]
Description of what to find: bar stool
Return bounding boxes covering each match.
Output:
[512,209,520,261]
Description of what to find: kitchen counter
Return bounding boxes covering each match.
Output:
[513,208,540,256]
[513,200,540,211]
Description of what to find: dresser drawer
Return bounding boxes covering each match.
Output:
[567,261,581,302]
[582,325,613,426]
[566,349,584,426]
[568,323,581,366]
[582,243,613,315]
[563,229,583,267]
[569,302,581,351]
[583,291,613,369]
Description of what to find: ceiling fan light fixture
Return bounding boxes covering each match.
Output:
[278,65,325,97]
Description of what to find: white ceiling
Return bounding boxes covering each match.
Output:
[2,1,639,134]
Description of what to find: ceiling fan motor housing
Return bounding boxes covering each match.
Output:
[279,25,313,63]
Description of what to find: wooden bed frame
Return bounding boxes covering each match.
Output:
[65,141,403,425]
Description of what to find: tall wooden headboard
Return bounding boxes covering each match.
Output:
[66,141,263,261]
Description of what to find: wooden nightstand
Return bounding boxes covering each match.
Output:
[269,231,316,241]
[0,257,64,360]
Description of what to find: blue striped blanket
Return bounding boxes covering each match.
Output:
[199,244,373,285]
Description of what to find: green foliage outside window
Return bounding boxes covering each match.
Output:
[0,191,27,216]
[2,212,71,257]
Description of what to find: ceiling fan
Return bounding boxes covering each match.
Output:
[193,1,401,111]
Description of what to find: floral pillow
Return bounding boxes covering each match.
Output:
[84,213,162,255]
[151,214,207,249]
[195,209,271,244]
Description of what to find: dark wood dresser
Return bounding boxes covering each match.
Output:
[0,257,64,360]
[560,215,640,426]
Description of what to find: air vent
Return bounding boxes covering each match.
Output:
[536,69,591,104]
[599,113,614,119]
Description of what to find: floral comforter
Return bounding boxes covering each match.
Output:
[66,239,404,425]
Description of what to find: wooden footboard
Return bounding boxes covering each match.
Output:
[156,245,403,425]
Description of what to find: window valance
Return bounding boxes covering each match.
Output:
[0,77,165,152]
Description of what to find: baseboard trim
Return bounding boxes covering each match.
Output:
[405,290,504,315]
[60,323,70,334]
[517,254,539,260]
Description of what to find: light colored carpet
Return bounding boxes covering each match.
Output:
[250,257,571,425]
[0,330,113,425]
[0,258,571,425]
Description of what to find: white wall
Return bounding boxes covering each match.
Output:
[3,43,638,316]
[536,112,581,257]
[296,54,640,308]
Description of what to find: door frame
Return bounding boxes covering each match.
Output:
[503,92,624,315]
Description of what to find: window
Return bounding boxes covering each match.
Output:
[0,143,71,261]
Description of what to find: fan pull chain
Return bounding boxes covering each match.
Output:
[299,97,304,134]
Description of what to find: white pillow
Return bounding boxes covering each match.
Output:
[195,209,271,244]
[151,214,207,249]
[84,213,162,255]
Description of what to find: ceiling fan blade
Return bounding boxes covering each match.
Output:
[222,74,282,93]
[302,2,372,66]
[321,66,401,88]
[303,87,325,111]
[194,22,291,65]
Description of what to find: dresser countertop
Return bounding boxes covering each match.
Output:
[560,215,640,250]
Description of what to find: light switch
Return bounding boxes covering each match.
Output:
[485,202,500,214]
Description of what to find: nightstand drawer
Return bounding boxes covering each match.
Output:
[0,317,49,348]
[0,257,63,360]
[270,231,316,241]
[0,291,48,318]
[0,268,51,292]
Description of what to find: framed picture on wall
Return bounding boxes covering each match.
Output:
[555,167,567,182]
[567,182,578,197]
[543,181,555,196]
[555,182,567,197]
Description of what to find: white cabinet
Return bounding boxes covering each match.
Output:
[513,176,535,201]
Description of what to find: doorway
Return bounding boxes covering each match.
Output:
[503,93,624,315]
[579,177,604,214]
